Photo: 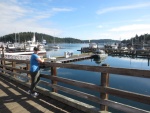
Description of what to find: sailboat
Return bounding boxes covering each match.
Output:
[41,36,47,45]
[6,33,17,52]
[51,36,60,49]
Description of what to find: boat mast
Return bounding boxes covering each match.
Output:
[53,32,56,45]
[15,33,16,43]
[132,38,133,46]
[32,32,36,42]
[18,33,20,43]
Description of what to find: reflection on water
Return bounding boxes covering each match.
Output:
[37,44,150,112]
[92,57,105,65]
[63,56,150,112]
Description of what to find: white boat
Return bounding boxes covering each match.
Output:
[89,43,97,49]
[6,43,16,51]
[24,33,46,53]
[120,46,128,50]
[51,36,60,49]
[91,49,108,59]
[25,41,38,51]
[42,39,48,48]
[105,44,118,50]
[51,44,60,49]
[42,39,47,45]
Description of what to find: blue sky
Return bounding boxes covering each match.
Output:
[1,0,150,40]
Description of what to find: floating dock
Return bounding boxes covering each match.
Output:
[45,53,92,63]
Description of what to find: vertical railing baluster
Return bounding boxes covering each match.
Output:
[1,46,5,74]
[100,64,109,111]
[26,62,30,82]
[0,46,2,71]
[12,61,16,77]
[51,61,57,92]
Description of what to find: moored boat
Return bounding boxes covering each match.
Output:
[91,48,108,59]
[89,43,97,49]
[51,44,60,49]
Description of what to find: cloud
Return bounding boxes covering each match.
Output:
[52,7,74,12]
[86,23,150,40]
[96,2,150,15]
[110,24,150,32]
[0,2,26,20]
[67,23,95,29]
[0,1,66,36]
[107,24,150,40]
[97,25,103,28]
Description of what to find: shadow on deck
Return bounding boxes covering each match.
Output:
[0,75,85,113]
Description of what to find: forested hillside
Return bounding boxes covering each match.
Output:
[0,32,121,43]
[0,32,82,43]
[121,34,150,44]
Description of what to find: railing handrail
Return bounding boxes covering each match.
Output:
[1,57,150,77]
[43,62,150,78]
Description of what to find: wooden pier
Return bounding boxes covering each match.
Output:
[0,56,150,113]
[45,53,92,63]
[0,75,85,113]
[104,48,150,58]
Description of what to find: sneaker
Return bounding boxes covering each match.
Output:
[27,90,31,94]
[31,92,39,98]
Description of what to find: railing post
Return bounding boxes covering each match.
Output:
[26,63,30,82]
[51,61,57,92]
[0,46,2,69]
[1,45,5,74]
[12,61,16,77]
[100,64,109,111]
[1,45,4,58]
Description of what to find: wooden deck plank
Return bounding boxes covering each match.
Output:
[12,101,41,113]
[8,88,22,95]
[0,90,8,97]
[0,75,86,113]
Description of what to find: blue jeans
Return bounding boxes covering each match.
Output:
[30,71,40,93]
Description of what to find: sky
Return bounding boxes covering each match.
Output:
[1,0,150,40]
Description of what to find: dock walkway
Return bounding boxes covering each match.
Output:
[0,75,85,113]
[45,53,92,63]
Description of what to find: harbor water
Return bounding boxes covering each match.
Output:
[41,43,150,113]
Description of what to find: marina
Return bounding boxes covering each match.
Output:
[1,0,150,112]
[80,43,150,60]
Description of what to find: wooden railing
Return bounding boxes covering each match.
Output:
[0,57,150,113]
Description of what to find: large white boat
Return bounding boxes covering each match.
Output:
[89,43,98,49]
[24,33,46,53]
[91,49,108,59]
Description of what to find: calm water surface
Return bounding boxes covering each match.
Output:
[41,43,150,113]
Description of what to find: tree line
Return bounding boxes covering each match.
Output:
[2,31,147,44]
[0,32,82,43]
[121,34,150,45]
